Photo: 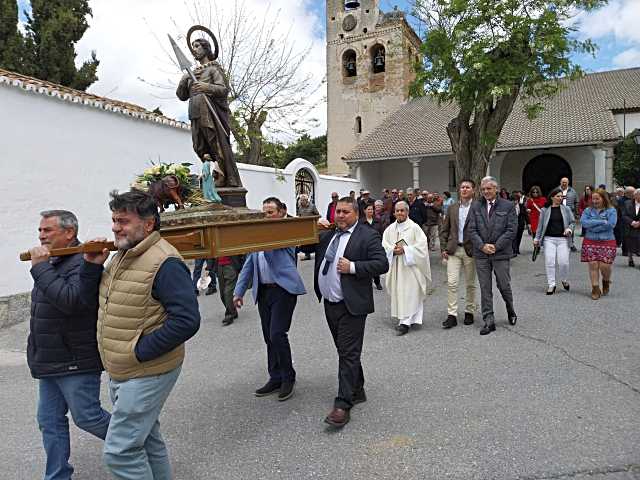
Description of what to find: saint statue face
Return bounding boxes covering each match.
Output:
[192,40,211,62]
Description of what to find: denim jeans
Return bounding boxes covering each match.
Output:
[192,258,216,292]
[104,366,181,480]
[37,372,111,480]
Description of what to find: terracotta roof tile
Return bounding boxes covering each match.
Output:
[345,67,640,161]
[0,68,189,130]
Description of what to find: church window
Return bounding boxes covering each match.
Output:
[355,116,362,134]
[345,1,360,9]
[371,44,385,73]
[363,28,368,33]
[342,50,357,77]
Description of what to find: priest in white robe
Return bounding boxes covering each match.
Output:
[382,201,432,335]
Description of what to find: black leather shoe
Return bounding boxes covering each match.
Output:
[255,381,281,397]
[352,389,367,405]
[463,312,474,325]
[508,313,518,326]
[562,281,570,291]
[195,290,200,297]
[278,382,295,401]
[546,286,556,295]
[375,284,383,290]
[222,317,234,326]
[570,245,578,252]
[396,324,409,336]
[442,315,457,329]
[629,258,636,267]
[480,324,496,335]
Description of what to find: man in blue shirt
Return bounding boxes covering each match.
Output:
[233,197,306,401]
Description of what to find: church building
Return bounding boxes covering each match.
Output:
[326,2,640,195]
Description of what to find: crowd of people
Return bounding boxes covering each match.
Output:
[23,177,639,478]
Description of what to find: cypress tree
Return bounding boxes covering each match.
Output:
[0,0,25,72]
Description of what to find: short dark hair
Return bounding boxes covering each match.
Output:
[40,210,79,234]
[459,178,475,188]
[262,196,285,211]
[337,196,358,213]
[443,191,451,198]
[109,189,160,231]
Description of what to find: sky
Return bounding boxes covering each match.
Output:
[14,0,640,142]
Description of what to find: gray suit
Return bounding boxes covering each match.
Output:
[468,197,517,326]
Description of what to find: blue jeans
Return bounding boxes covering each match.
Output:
[192,258,216,292]
[104,366,181,480]
[37,372,111,480]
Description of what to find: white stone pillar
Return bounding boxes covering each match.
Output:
[348,162,361,180]
[593,148,606,188]
[409,158,421,189]
[605,146,615,189]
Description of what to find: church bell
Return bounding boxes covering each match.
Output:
[345,0,360,8]
[374,52,385,68]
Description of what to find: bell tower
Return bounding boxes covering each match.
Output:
[326,0,422,175]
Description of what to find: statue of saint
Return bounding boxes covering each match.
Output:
[176,38,242,188]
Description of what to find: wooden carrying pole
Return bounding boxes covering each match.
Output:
[19,241,116,262]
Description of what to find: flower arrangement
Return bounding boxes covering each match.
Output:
[134,162,193,189]
[132,162,204,207]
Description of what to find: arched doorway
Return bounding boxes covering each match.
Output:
[522,154,572,196]
[295,168,315,203]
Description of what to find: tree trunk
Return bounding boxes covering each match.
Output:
[446,88,520,191]
[244,110,268,165]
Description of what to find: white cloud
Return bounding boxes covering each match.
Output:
[576,0,640,43]
[75,0,327,140]
[613,48,640,68]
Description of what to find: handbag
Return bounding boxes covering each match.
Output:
[532,244,540,262]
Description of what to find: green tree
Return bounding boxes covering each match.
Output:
[0,0,25,71]
[614,135,640,187]
[282,134,327,167]
[411,0,605,188]
[22,0,98,90]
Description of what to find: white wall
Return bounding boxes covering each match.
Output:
[358,155,452,195]
[614,112,640,137]
[0,87,359,297]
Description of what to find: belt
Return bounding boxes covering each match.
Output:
[457,243,464,247]
[324,299,344,306]
[259,283,278,288]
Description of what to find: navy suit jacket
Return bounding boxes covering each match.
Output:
[234,247,306,303]
[313,222,388,316]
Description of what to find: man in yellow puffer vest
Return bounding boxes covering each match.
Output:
[81,189,200,479]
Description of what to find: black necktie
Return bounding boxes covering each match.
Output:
[489,201,495,217]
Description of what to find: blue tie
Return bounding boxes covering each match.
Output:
[322,230,347,275]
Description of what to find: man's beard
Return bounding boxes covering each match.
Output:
[114,225,147,250]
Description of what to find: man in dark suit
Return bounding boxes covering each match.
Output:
[407,188,427,226]
[511,190,529,255]
[468,176,518,335]
[315,197,388,428]
[622,189,640,267]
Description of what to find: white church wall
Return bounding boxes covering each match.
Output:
[614,112,640,137]
[500,146,595,195]
[0,86,359,299]
[357,156,451,195]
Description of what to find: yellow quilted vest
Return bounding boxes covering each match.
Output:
[97,231,184,380]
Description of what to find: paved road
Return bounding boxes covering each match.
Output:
[1,238,639,479]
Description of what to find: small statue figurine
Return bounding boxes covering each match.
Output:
[201,154,222,202]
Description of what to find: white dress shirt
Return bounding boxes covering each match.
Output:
[318,222,357,302]
[458,201,472,242]
[257,251,274,284]
[635,202,640,216]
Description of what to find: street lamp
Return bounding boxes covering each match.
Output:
[630,128,640,145]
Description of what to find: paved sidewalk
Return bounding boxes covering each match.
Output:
[1,239,639,479]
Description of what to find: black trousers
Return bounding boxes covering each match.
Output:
[257,284,297,383]
[324,300,366,410]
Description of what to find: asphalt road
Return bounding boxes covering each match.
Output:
[1,237,639,479]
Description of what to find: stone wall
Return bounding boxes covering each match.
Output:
[0,293,30,330]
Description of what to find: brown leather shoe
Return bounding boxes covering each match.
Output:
[602,280,610,296]
[591,286,601,300]
[324,407,350,428]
